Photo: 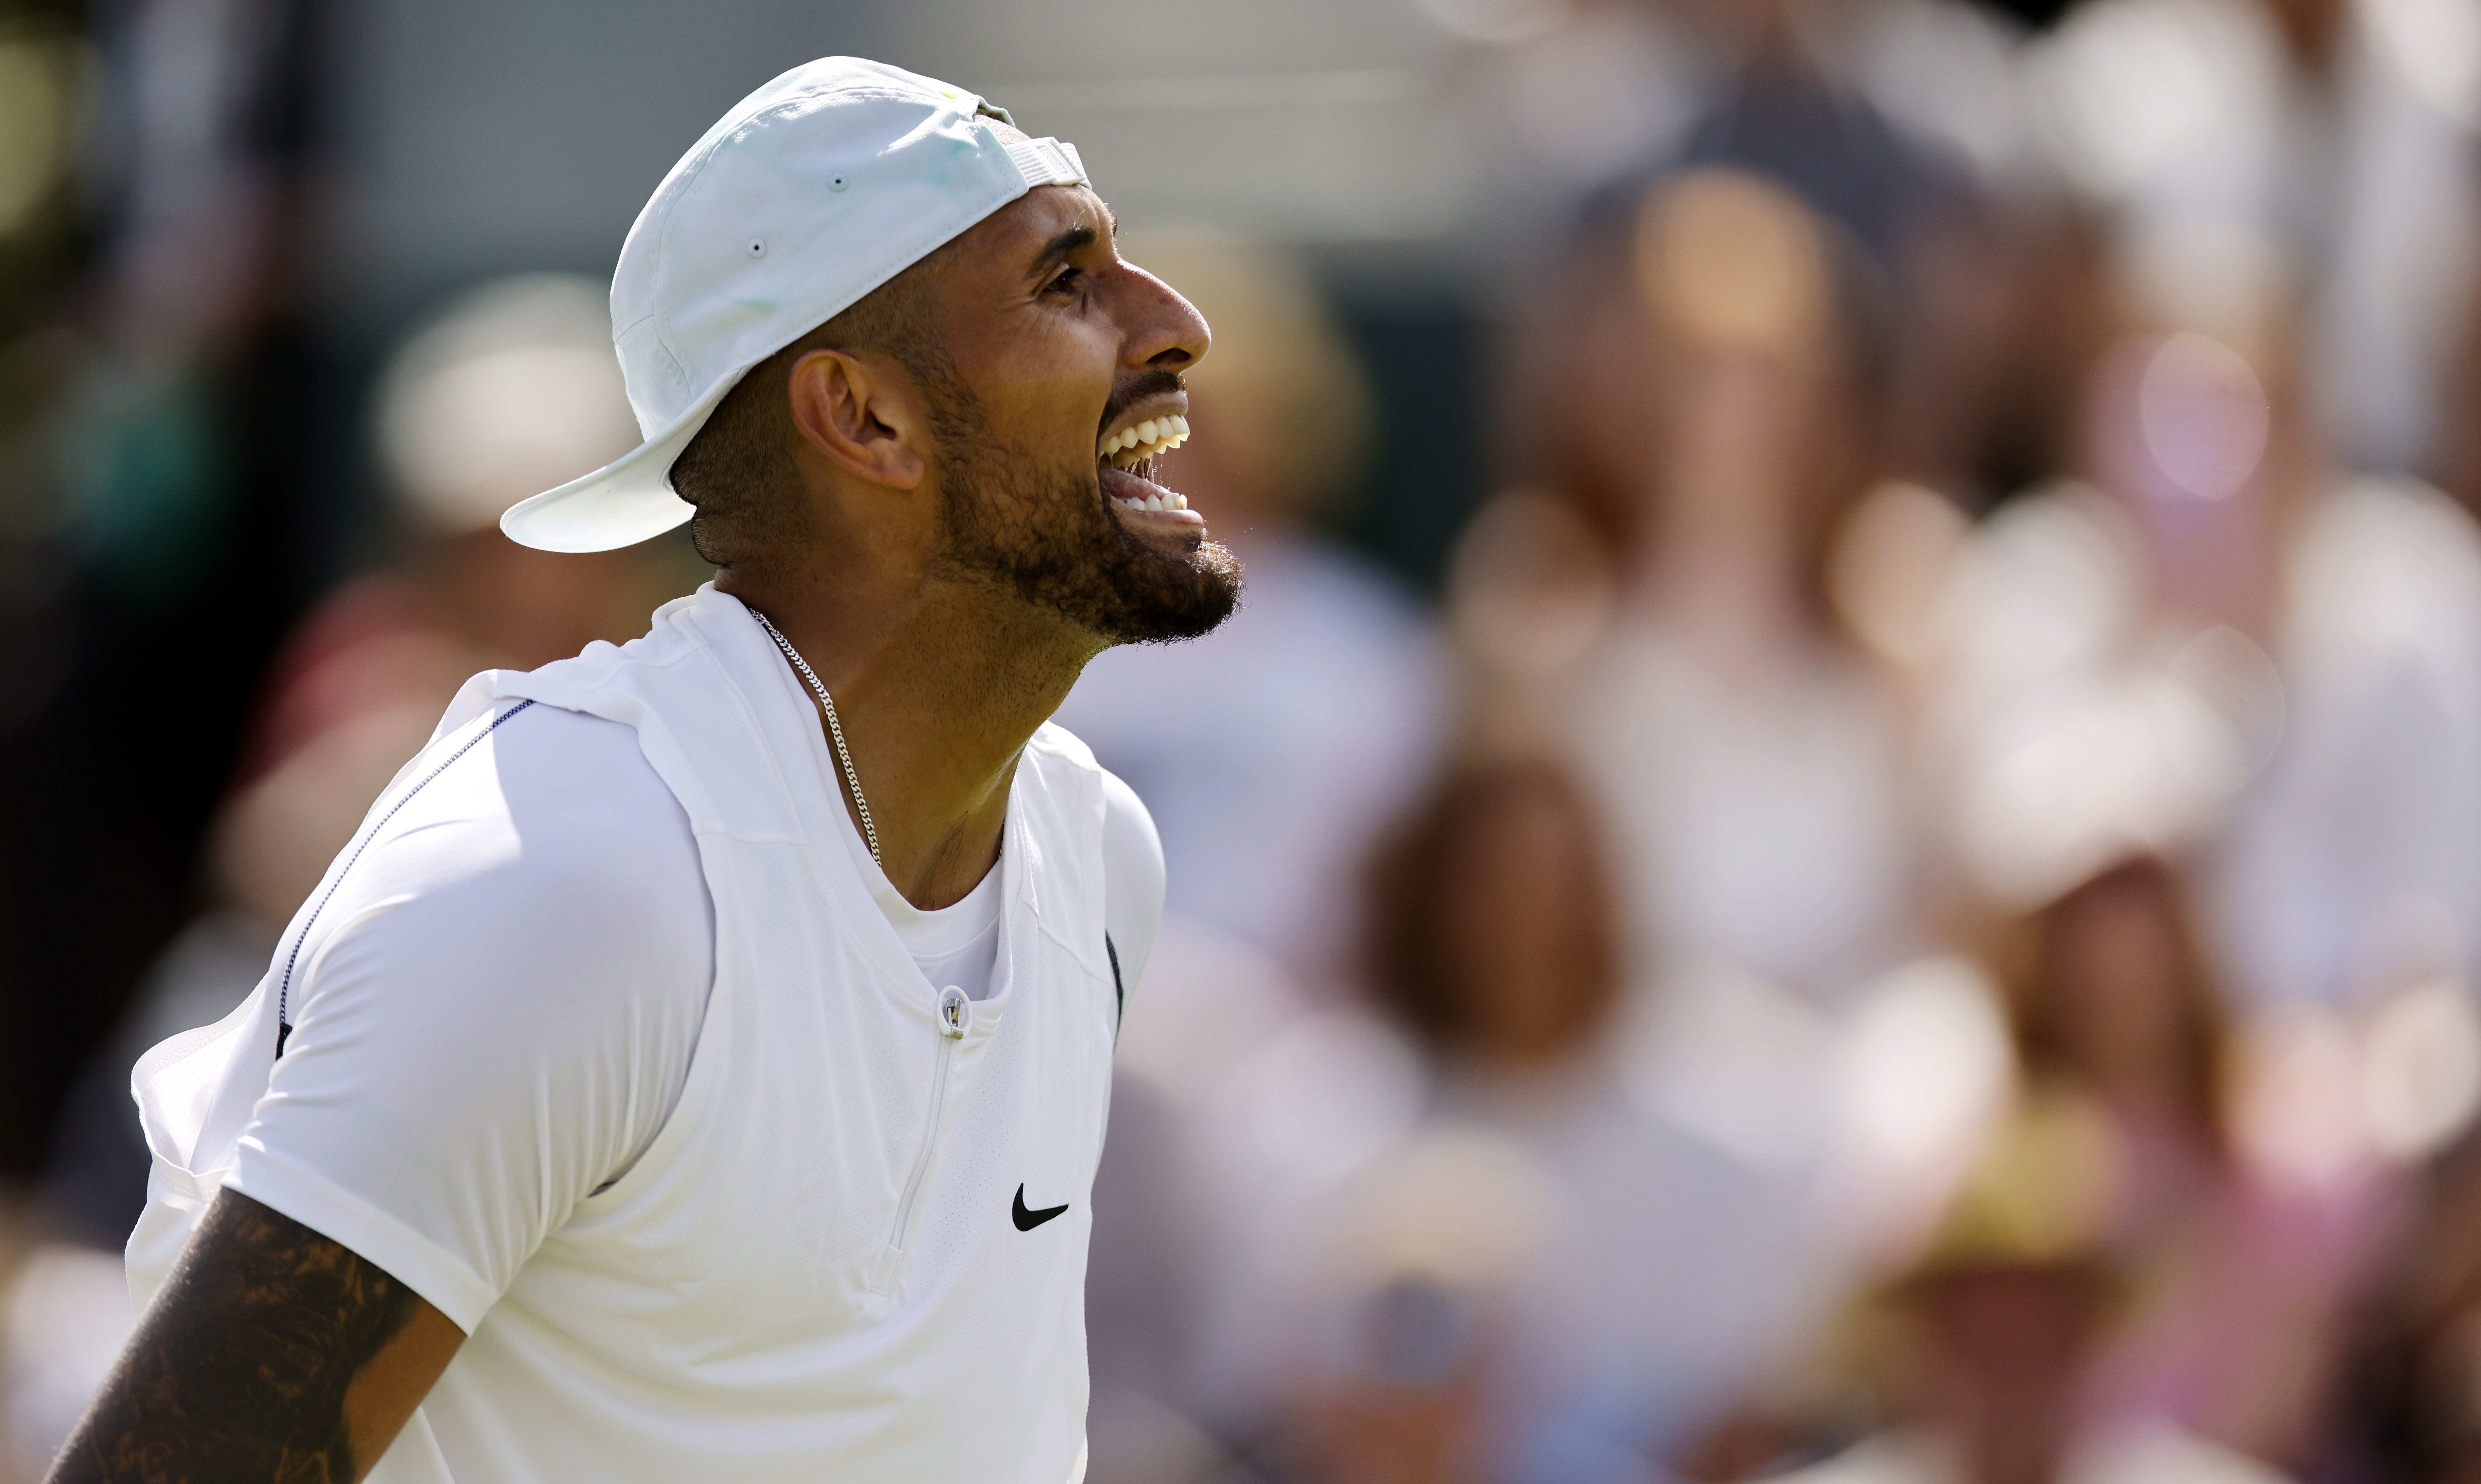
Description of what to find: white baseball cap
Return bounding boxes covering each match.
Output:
[500,57,1090,553]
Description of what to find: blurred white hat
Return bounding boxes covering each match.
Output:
[498,56,1089,553]
[376,273,641,537]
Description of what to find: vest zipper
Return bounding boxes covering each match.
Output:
[890,987,970,1252]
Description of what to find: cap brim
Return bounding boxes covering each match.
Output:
[499,367,747,553]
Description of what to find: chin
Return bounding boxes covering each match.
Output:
[1092,535,1243,646]
[932,428,1242,645]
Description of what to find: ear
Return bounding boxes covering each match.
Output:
[785,347,930,490]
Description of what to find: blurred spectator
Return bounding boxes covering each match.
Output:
[1466,0,2081,505]
[1929,223,2481,1017]
[1051,234,1448,987]
[1493,168,1924,1007]
[1213,760,1821,1483]
[1361,765,1623,1071]
[1997,855,2388,1463]
[2031,0,2481,480]
[1770,1090,2293,1484]
[1692,0,2090,511]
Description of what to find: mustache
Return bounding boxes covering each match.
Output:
[1096,371,1186,439]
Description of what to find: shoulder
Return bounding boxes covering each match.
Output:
[1094,766,1165,994]
[240,709,715,1327]
[1032,720,1167,993]
[1037,720,1163,891]
[305,700,708,986]
[395,700,690,874]
[1099,767,1164,904]
[1027,717,1103,773]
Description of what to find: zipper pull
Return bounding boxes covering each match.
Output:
[938,986,969,1039]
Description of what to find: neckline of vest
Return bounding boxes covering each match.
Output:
[701,588,1046,1023]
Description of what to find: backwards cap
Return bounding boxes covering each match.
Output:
[500,57,1088,553]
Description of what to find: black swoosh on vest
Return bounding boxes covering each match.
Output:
[1011,1184,1069,1232]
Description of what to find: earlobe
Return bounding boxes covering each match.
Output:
[787,348,929,490]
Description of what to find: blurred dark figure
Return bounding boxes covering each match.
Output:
[2337,1123,2481,1484]
[0,4,335,1467]
[1768,1092,2292,1484]
[1363,763,1621,1073]
[0,0,327,1189]
[1998,856,2386,1467]
[2006,860,2232,1219]
[1220,760,1819,1484]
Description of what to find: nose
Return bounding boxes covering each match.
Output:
[1116,262,1210,373]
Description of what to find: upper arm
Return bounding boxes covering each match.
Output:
[227,705,712,1331]
[50,1190,463,1483]
[1099,769,1166,998]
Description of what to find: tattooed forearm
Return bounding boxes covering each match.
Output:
[48,1191,461,1484]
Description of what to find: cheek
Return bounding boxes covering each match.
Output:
[1048,386,1107,471]
[967,322,1116,462]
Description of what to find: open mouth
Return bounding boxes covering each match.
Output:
[1096,410,1206,526]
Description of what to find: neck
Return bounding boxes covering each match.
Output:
[720,563,1098,911]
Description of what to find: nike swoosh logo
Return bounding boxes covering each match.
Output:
[1012,1184,1069,1232]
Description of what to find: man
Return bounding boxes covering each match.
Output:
[53,56,1238,1483]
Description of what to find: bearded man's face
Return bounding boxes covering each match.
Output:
[914,181,1241,645]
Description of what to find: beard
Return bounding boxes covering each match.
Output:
[921,365,1242,646]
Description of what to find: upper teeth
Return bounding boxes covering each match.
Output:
[1100,414,1191,464]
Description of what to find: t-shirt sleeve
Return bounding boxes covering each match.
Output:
[223,704,713,1334]
[1099,767,1167,1002]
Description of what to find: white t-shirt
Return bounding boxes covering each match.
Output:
[224,692,1160,1335]
[887,861,1005,1000]
[833,733,1167,1002]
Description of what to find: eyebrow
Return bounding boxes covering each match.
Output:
[1028,209,1119,281]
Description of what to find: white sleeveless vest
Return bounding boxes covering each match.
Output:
[127,586,1118,1483]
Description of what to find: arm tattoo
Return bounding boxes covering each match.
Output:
[51,1192,423,1484]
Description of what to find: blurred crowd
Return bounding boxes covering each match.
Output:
[5,0,2481,1481]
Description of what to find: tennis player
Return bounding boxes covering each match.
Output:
[53,56,1238,1484]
